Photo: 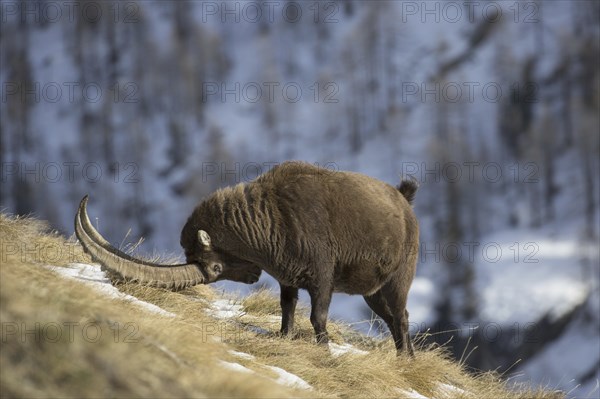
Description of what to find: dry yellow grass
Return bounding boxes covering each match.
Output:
[0,213,564,398]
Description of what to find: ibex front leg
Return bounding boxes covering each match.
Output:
[279,284,298,336]
[308,282,333,344]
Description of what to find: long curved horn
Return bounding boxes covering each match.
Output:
[75,195,205,290]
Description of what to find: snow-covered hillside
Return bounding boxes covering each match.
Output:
[49,262,316,392]
[1,1,598,396]
[44,261,470,399]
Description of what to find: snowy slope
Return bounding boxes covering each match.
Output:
[46,262,314,391]
[2,0,598,395]
[45,261,485,398]
[43,261,458,397]
[471,226,599,399]
[473,230,593,326]
[515,291,600,399]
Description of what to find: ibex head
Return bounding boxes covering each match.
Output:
[179,216,262,285]
[74,196,260,290]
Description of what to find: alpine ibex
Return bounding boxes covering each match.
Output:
[75,161,420,354]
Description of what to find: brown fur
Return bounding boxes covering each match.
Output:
[181,161,420,354]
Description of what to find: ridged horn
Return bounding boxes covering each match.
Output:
[74,195,205,290]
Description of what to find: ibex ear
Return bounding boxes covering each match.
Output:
[198,230,211,248]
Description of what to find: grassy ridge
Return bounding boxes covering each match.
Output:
[0,214,562,398]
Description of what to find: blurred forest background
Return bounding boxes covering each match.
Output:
[1,0,599,395]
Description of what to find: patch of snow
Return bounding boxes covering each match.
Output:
[474,231,593,325]
[262,315,283,323]
[396,388,431,399]
[47,263,176,317]
[229,350,256,360]
[265,365,312,390]
[244,324,272,336]
[408,277,439,326]
[516,292,600,399]
[218,360,254,374]
[242,313,282,325]
[207,299,245,319]
[226,350,312,390]
[329,343,368,357]
[397,383,469,399]
[436,382,469,398]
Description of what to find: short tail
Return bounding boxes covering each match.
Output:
[397,177,419,205]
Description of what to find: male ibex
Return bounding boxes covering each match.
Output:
[75,161,419,354]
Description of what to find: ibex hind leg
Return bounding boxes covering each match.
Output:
[363,292,395,335]
[380,270,415,356]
